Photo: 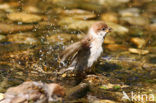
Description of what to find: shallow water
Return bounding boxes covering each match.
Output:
[0,0,156,102]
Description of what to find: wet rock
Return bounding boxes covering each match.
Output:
[150,71,156,79]
[120,16,149,26]
[88,95,117,103]
[104,36,115,44]
[65,83,89,100]
[106,22,129,34]
[49,0,79,8]
[0,23,34,34]
[101,12,118,23]
[129,48,149,55]
[89,88,123,102]
[130,37,146,48]
[1,81,65,103]
[24,6,40,13]
[46,33,82,44]
[100,83,129,90]
[84,75,109,87]
[58,9,96,20]
[97,0,130,7]
[149,23,156,32]
[58,17,95,31]
[51,0,129,12]
[146,2,156,14]
[0,35,6,42]
[7,32,38,44]
[80,0,130,12]
[119,8,140,17]
[105,44,127,51]
[7,12,42,23]
[0,3,14,12]
[119,8,149,26]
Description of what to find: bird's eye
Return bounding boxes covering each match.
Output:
[102,28,106,31]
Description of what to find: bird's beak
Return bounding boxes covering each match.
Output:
[106,27,112,33]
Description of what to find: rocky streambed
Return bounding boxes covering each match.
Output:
[0,0,156,102]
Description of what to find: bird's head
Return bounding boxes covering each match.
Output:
[89,22,112,40]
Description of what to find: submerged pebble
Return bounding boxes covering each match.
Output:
[0,35,6,42]
[23,6,40,13]
[119,8,140,17]
[46,33,81,44]
[7,32,38,44]
[65,83,89,100]
[106,22,129,34]
[130,37,146,48]
[120,16,149,26]
[101,12,118,23]
[149,23,156,32]
[104,36,115,44]
[0,3,14,12]
[105,44,127,51]
[0,23,34,34]
[58,9,96,20]
[129,48,149,55]
[7,12,42,23]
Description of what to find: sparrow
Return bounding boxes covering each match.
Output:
[59,21,112,73]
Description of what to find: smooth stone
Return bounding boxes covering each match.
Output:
[92,99,116,103]
[7,12,42,23]
[84,0,130,8]
[58,17,95,30]
[88,95,115,103]
[46,33,82,43]
[58,9,96,20]
[0,3,13,12]
[100,83,128,90]
[0,23,34,34]
[104,36,115,44]
[7,33,38,44]
[119,8,140,17]
[146,2,156,13]
[120,16,149,26]
[65,83,89,100]
[50,0,79,8]
[130,37,146,48]
[101,12,118,23]
[23,6,40,13]
[149,23,156,32]
[129,48,149,55]
[105,44,127,51]
[51,0,129,12]
[150,71,156,78]
[106,22,129,35]
[0,35,6,42]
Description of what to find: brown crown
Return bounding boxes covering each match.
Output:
[91,22,108,33]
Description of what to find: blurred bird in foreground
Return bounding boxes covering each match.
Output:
[0,81,65,103]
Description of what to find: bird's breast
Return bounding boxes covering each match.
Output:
[87,40,103,67]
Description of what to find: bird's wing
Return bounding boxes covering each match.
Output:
[59,36,92,64]
[60,41,82,63]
